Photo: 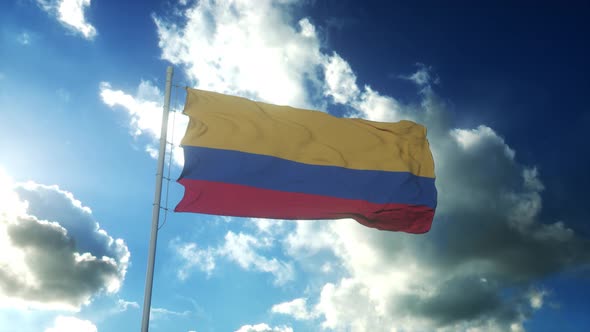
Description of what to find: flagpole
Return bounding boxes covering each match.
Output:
[141,65,174,332]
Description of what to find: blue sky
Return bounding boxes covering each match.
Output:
[1,1,589,331]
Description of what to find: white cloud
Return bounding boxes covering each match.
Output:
[116,299,139,312]
[37,0,97,39]
[234,323,293,332]
[354,86,404,122]
[284,220,341,258]
[44,316,97,332]
[154,0,323,108]
[172,230,294,286]
[99,81,188,166]
[528,289,546,310]
[0,168,129,311]
[150,307,191,321]
[323,52,360,105]
[99,81,163,138]
[316,278,398,331]
[251,218,286,235]
[220,231,294,285]
[401,63,440,86]
[171,239,216,280]
[271,298,317,320]
[451,125,515,159]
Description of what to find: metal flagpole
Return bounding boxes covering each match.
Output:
[141,66,174,332]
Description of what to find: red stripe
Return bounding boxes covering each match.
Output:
[176,179,434,233]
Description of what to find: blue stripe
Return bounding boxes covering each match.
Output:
[180,146,437,208]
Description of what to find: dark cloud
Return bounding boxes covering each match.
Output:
[283,68,590,330]
[363,99,590,327]
[398,276,518,326]
[428,211,590,282]
[14,184,116,259]
[0,182,129,310]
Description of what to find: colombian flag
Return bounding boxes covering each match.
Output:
[175,88,437,233]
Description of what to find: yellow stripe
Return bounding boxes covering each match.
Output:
[181,88,435,178]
